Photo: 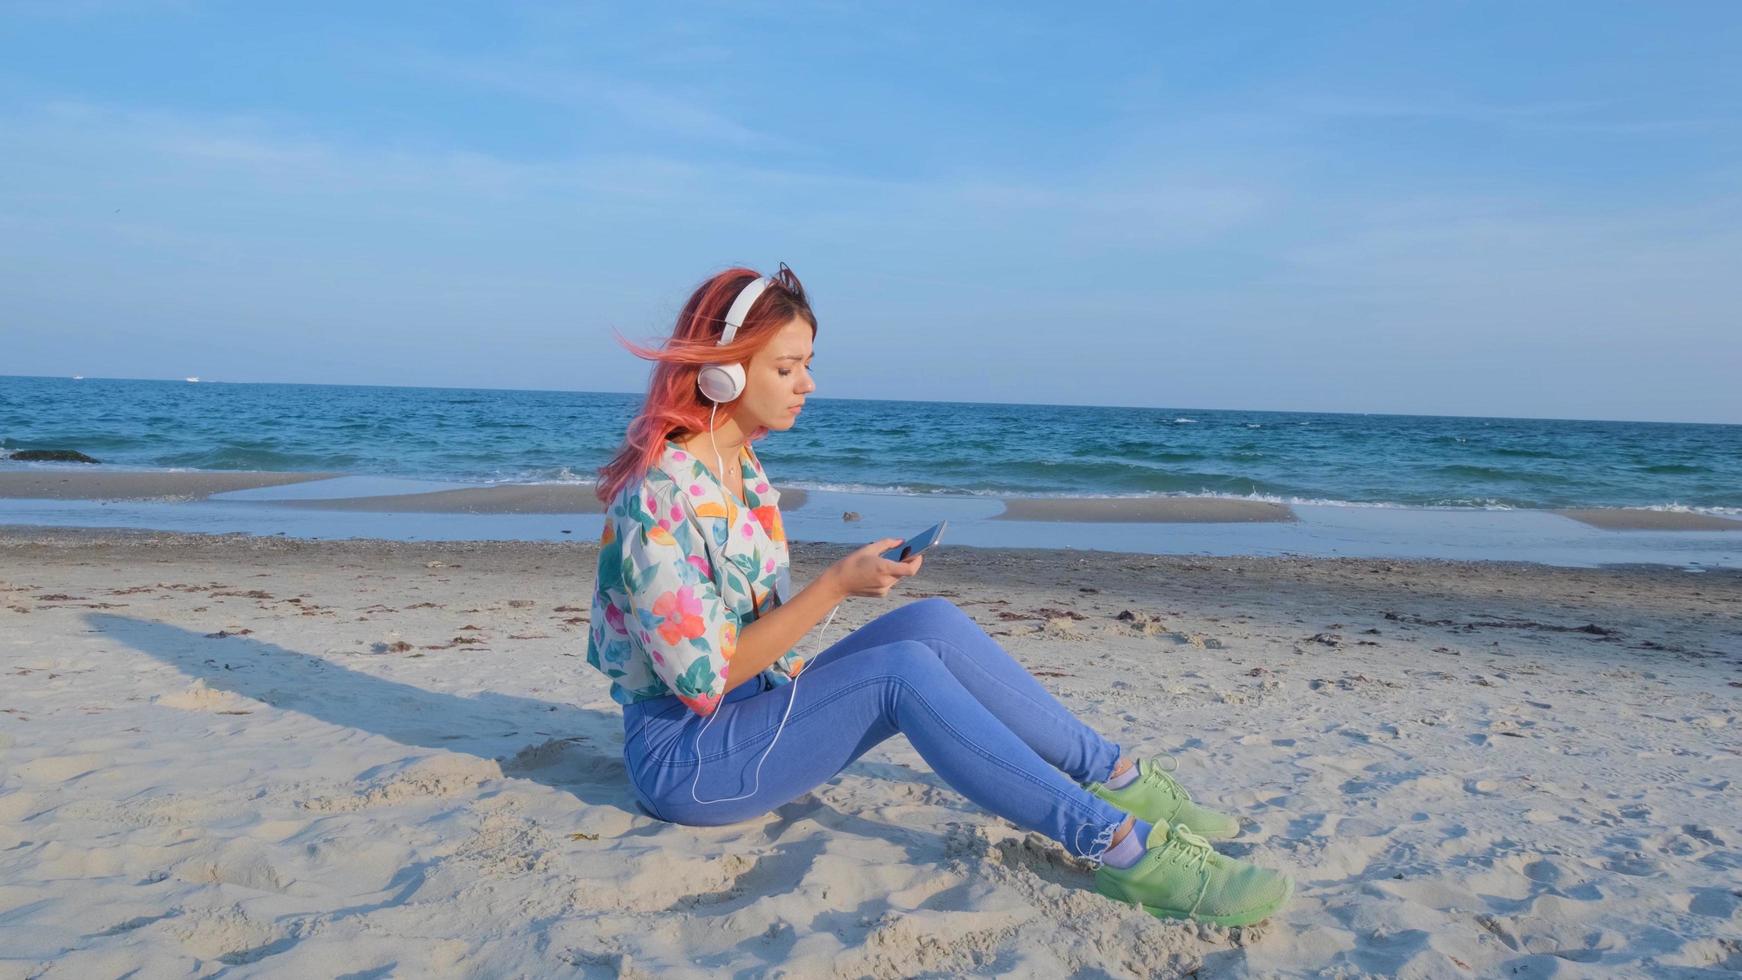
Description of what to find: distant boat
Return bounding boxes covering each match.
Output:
[185,377,200,383]
[72,375,83,380]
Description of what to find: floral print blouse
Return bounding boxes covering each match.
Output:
[586,437,802,715]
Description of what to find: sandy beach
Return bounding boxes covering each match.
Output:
[2,526,1737,977]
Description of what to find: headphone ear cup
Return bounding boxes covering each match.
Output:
[697,362,745,403]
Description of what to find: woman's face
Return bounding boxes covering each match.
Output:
[737,316,816,431]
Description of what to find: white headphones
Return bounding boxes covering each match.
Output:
[696,274,773,404]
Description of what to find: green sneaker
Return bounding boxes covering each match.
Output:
[1096,822,1293,926]
[1087,757,1241,840]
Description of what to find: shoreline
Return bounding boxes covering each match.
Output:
[2,469,1740,571]
[6,522,1741,584]
[2,468,1737,529]
[992,495,1296,523]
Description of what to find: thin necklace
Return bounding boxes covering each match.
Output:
[684,430,745,503]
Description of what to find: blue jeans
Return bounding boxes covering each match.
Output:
[621,597,1130,857]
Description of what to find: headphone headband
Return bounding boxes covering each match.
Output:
[717,275,772,347]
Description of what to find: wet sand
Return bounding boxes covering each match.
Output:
[1556,507,1742,531]
[995,496,1296,523]
[0,470,339,501]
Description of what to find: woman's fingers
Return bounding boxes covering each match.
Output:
[875,553,923,578]
[837,539,923,597]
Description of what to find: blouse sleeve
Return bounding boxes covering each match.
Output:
[620,481,735,716]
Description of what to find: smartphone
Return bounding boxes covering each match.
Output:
[882,520,948,562]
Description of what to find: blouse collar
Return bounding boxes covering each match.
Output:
[656,436,759,505]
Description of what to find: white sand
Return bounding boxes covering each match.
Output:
[1,529,1738,977]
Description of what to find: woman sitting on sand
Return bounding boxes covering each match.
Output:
[586,265,1292,925]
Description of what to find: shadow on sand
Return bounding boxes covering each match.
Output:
[81,613,949,862]
[84,612,635,808]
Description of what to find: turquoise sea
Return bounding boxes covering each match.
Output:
[4,376,1739,514]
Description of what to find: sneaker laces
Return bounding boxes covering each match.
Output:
[1157,822,1213,876]
[1139,755,1191,802]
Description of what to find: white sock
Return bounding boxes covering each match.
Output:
[1105,759,1139,790]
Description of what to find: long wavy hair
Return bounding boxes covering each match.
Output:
[595,264,817,504]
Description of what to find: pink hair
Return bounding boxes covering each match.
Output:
[596,265,817,504]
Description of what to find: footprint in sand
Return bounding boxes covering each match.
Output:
[154,679,256,714]
[571,850,769,913]
[1600,850,1664,877]
[297,754,503,813]
[171,839,289,893]
[171,904,294,965]
[1687,886,1742,919]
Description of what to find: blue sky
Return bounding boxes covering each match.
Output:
[3,2,1739,423]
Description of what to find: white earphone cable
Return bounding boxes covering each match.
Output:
[690,400,841,806]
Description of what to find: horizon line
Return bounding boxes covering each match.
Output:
[4,373,1738,429]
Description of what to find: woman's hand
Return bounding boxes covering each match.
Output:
[825,538,924,598]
